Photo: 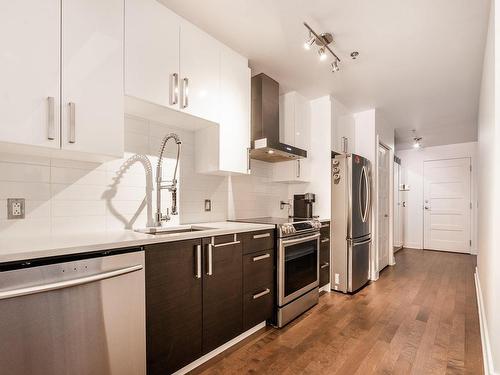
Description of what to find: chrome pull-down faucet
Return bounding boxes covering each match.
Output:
[155,133,181,226]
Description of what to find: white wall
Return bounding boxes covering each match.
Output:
[397,142,478,252]
[476,0,500,372]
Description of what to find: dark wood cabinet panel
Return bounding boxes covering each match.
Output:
[243,250,274,293]
[319,264,330,288]
[320,221,330,239]
[145,239,203,375]
[319,222,330,288]
[241,230,274,254]
[243,286,274,331]
[202,237,243,354]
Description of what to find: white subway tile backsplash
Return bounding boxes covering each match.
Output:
[0,161,50,183]
[0,115,288,238]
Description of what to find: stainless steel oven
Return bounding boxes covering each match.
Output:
[278,232,320,306]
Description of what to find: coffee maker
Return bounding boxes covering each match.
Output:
[293,193,316,219]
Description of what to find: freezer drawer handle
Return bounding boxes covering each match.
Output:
[0,264,143,301]
[252,253,270,262]
[350,238,372,246]
[252,288,270,300]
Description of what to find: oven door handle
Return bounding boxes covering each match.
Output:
[281,232,320,246]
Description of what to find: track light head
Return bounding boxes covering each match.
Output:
[304,34,315,50]
[331,60,340,72]
[412,137,422,149]
[318,47,327,61]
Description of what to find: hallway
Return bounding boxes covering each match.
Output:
[195,249,483,374]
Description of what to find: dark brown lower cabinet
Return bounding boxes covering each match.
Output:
[145,239,203,375]
[145,232,271,374]
[202,237,243,353]
[319,223,331,288]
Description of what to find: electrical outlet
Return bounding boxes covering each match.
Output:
[7,198,25,219]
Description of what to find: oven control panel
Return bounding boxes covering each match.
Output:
[279,219,322,237]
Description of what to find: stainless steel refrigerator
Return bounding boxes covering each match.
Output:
[331,153,372,293]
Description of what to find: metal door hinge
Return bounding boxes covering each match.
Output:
[470,239,472,246]
[470,202,472,209]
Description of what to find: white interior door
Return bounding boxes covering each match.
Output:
[0,0,61,149]
[377,144,390,271]
[423,158,471,252]
[393,162,403,249]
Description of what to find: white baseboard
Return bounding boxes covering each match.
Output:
[173,321,266,375]
[319,283,331,293]
[474,268,498,375]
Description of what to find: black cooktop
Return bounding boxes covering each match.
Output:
[232,217,314,225]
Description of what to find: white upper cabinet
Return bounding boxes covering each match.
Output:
[332,98,355,154]
[125,0,180,110]
[0,0,124,160]
[217,46,251,174]
[279,92,310,151]
[179,21,220,124]
[0,0,61,149]
[272,159,310,184]
[62,0,124,158]
[125,0,251,175]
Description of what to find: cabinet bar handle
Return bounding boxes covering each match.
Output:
[253,233,270,239]
[247,147,251,173]
[321,238,330,243]
[321,262,330,269]
[47,97,55,140]
[68,102,76,144]
[321,224,330,228]
[252,253,270,262]
[213,240,240,248]
[170,73,179,105]
[297,159,301,178]
[181,77,189,108]
[195,244,202,279]
[252,288,270,300]
[206,244,213,276]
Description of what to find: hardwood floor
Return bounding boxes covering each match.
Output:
[192,249,483,375]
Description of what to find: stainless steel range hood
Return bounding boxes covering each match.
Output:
[250,73,307,162]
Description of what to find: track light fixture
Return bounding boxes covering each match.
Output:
[303,22,342,72]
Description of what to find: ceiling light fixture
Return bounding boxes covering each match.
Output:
[413,137,422,148]
[318,47,327,61]
[303,34,315,50]
[331,59,340,72]
[303,22,342,72]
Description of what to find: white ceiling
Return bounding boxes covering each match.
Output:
[159,0,491,150]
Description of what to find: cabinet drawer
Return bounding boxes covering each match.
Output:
[320,221,330,239]
[241,230,274,254]
[243,286,273,331]
[319,263,330,288]
[320,242,330,264]
[243,250,274,293]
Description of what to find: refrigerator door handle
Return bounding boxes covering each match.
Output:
[364,165,371,222]
[359,166,369,223]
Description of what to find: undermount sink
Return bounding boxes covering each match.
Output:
[135,225,214,235]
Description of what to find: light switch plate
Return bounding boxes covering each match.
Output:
[204,199,212,212]
[7,198,25,219]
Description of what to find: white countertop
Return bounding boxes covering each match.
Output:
[0,222,275,264]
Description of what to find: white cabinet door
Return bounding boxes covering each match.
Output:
[272,159,310,183]
[279,92,310,150]
[62,0,124,158]
[125,0,180,109]
[0,0,60,149]
[218,46,251,174]
[180,21,220,123]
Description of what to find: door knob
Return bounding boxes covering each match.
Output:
[424,206,430,210]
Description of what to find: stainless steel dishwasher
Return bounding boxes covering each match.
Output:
[0,248,146,375]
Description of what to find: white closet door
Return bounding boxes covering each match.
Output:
[0,0,60,148]
[62,0,124,157]
[423,158,471,252]
[377,144,390,271]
